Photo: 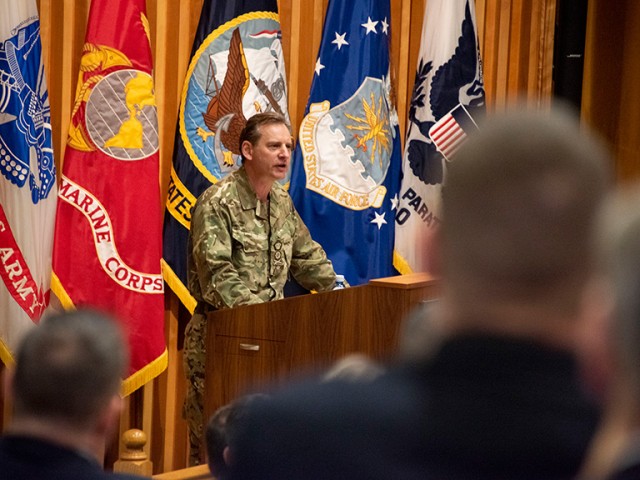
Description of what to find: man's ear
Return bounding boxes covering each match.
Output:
[574,274,616,401]
[97,394,123,438]
[419,225,442,276]
[241,140,253,162]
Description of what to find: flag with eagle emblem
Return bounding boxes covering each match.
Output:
[393,0,485,274]
[162,0,289,312]
[51,0,166,395]
[288,0,402,286]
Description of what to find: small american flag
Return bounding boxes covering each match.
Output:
[428,103,479,160]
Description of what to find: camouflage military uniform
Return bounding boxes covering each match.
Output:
[184,166,336,464]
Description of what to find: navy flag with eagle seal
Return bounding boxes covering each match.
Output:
[162,0,289,312]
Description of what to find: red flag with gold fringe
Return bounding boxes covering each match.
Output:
[52,0,166,395]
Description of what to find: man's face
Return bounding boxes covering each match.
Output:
[242,123,293,183]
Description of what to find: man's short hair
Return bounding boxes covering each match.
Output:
[442,107,610,313]
[205,402,233,477]
[12,309,128,428]
[238,112,291,160]
[205,393,269,478]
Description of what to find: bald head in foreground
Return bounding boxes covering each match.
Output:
[227,108,611,480]
[437,107,608,347]
[0,309,145,479]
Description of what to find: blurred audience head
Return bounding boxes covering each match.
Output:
[5,309,127,461]
[578,188,640,479]
[322,353,385,383]
[397,299,443,363]
[433,106,611,344]
[206,393,269,479]
[11,309,126,428]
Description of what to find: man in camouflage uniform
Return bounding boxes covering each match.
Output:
[184,112,338,464]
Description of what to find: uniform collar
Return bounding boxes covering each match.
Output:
[235,166,277,218]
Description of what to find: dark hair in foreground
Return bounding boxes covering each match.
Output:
[13,309,128,428]
[206,393,269,478]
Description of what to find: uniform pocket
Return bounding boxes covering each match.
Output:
[231,229,268,273]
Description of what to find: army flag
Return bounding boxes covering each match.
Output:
[393,0,485,274]
[51,0,165,395]
[162,0,289,312]
[288,0,402,286]
[0,0,56,364]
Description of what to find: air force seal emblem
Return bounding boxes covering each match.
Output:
[298,76,396,210]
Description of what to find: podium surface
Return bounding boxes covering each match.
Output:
[204,273,438,417]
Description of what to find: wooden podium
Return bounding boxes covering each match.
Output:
[204,273,438,417]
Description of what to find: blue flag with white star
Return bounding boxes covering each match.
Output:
[289,0,401,286]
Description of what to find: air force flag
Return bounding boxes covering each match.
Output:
[289,0,402,286]
[394,0,485,274]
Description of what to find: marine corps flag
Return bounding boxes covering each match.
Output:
[162,0,289,312]
[393,0,485,274]
[52,0,166,395]
[0,0,56,364]
[288,0,402,286]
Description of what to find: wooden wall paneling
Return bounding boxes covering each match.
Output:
[476,0,486,53]
[282,0,302,133]
[393,0,420,142]
[581,0,623,161]
[281,0,328,137]
[495,0,513,109]
[62,0,89,170]
[276,0,289,113]
[309,0,331,126]
[148,1,204,472]
[524,0,555,109]
[143,383,154,460]
[527,0,543,106]
[479,0,499,109]
[117,395,132,464]
[38,0,52,93]
[473,0,558,111]
[313,1,330,71]
[539,0,556,108]
[148,0,169,201]
[154,0,205,202]
[37,0,89,173]
[616,0,640,181]
[506,1,526,98]
[407,0,426,132]
[154,296,188,472]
